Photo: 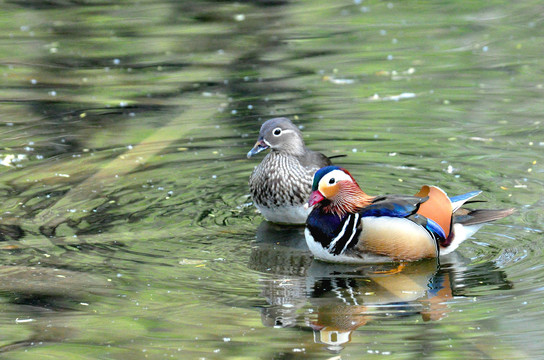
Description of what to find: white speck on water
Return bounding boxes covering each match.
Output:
[360,6,370,12]
[217,49,224,55]
[30,79,37,84]
[243,76,250,81]
[120,101,128,107]
[388,152,397,156]
[50,47,58,53]
[20,25,30,32]
[113,58,121,65]
[328,77,355,85]
[213,349,220,353]
[482,46,489,52]
[212,175,217,179]
[446,165,454,173]
[116,273,122,278]
[15,318,34,323]
[354,0,362,4]
[231,109,237,115]
[381,92,416,101]
[387,2,394,8]
[380,29,387,36]
[392,38,398,44]
[247,104,253,109]
[234,14,245,21]
[387,54,394,60]
[48,90,57,96]
[127,144,133,150]
[352,148,357,152]
[223,337,231,342]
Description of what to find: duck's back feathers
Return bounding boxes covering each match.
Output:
[298,150,332,169]
[360,195,424,218]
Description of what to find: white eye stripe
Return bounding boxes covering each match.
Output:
[320,170,352,187]
[272,128,296,136]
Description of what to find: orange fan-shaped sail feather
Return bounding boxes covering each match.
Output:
[414,185,453,237]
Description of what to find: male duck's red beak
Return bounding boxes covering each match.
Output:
[307,190,325,208]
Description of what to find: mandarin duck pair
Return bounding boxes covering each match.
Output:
[247,117,514,263]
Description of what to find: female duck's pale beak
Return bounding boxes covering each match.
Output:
[247,138,269,158]
[307,190,325,208]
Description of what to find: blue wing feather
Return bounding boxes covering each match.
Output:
[359,195,447,240]
[449,190,482,211]
[359,196,421,218]
[425,218,447,239]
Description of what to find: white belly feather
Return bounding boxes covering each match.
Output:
[258,204,311,225]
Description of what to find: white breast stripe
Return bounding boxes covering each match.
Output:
[340,213,360,255]
[327,215,352,250]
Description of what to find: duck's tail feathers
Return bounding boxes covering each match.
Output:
[454,208,515,226]
[449,191,482,212]
[327,154,348,160]
[440,208,514,256]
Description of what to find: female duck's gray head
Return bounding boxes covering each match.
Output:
[247,117,305,158]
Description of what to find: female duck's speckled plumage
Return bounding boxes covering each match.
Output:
[305,166,514,263]
[247,117,331,224]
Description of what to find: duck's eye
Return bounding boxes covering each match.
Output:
[328,178,335,184]
[273,128,282,136]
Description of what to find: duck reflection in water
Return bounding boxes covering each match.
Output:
[249,221,512,353]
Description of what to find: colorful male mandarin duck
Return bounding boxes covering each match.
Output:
[247,117,332,225]
[305,166,514,263]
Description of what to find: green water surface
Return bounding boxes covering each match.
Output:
[0,0,543,359]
